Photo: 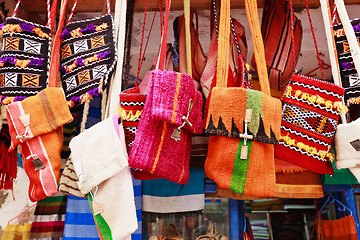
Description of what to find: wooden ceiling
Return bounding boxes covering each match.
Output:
[17,0,360,14]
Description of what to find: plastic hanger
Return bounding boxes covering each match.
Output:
[319,193,353,216]
[8,203,37,225]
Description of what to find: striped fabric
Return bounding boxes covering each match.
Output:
[29,194,67,240]
[131,177,142,240]
[63,195,100,240]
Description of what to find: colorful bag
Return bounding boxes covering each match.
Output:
[128,0,203,184]
[6,87,73,201]
[204,0,282,197]
[0,0,55,104]
[333,18,360,105]
[59,0,116,104]
[252,0,302,91]
[317,214,358,240]
[274,0,346,175]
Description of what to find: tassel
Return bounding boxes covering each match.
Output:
[0,124,18,190]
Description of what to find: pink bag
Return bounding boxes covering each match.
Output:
[128,0,203,184]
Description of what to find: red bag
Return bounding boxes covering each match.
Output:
[252,0,302,91]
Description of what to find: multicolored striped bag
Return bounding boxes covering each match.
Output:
[252,0,302,91]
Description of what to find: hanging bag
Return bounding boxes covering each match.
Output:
[204,0,282,198]
[252,0,303,91]
[331,0,360,183]
[274,0,346,175]
[128,0,203,184]
[0,0,56,104]
[58,0,116,105]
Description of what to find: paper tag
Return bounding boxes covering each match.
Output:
[92,200,103,215]
[245,109,252,123]
[32,158,45,171]
[240,145,248,160]
[19,114,30,127]
[171,128,181,142]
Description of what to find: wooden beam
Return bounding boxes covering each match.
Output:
[21,0,360,13]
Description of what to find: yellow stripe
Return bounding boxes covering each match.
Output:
[150,122,167,174]
[171,73,182,123]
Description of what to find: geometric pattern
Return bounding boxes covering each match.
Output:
[22,74,40,87]
[0,74,4,86]
[73,40,88,54]
[24,39,42,54]
[124,126,137,148]
[282,103,337,139]
[349,74,360,87]
[92,65,107,79]
[4,73,17,86]
[65,76,77,90]
[61,45,72,59]
[342,41,350,53]
[91,36,105,48]
[78,71,91,85]
[4,37,20,50]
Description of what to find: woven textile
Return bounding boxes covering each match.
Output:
[131,177,142,240]
[333,18,360,104]
[1,224,31,240]
[63,195,100,240]
[275,75,345,174]
[60,15,117,102]
[0,17,50,102]
[142,168,204,213]
[29,194,67,240]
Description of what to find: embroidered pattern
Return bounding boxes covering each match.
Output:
[275,74,345,174]
[0,75,4,86]
[24,39,41,54]
[65,76,77,90]
[59,14,117,103]
[61,45,72,59]
[22,74,40,87]
[5,73,17,86]
[4,37,20,50]
[282,104,337,139]
[78,71,91,85]
[0,17,51,101]
[92,64,107,79]
[91,36,105,48]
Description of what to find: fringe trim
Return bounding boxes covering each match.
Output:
[0,95,27,105]
[67,80,104,108]
[347,96,360,105]
[275,166,305,174]
[61,23,109,39]
[0,23,49,38]
[285,86,348,114]
[280,134,334,161]
[119,108,142,121]
[61,51,111,74]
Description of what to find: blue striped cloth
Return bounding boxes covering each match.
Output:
[132,177,142,240]
[63,195,100,240]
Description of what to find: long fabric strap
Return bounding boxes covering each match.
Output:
[157,0,171,71]
[244,0,271,95]
[48,0,69,88]
[184,0,192,77]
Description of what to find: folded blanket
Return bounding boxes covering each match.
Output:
[70,115,128,194]
[6,87,73,151]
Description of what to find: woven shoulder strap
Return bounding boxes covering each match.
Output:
[184,0,192,77]
[216,0,271,95]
